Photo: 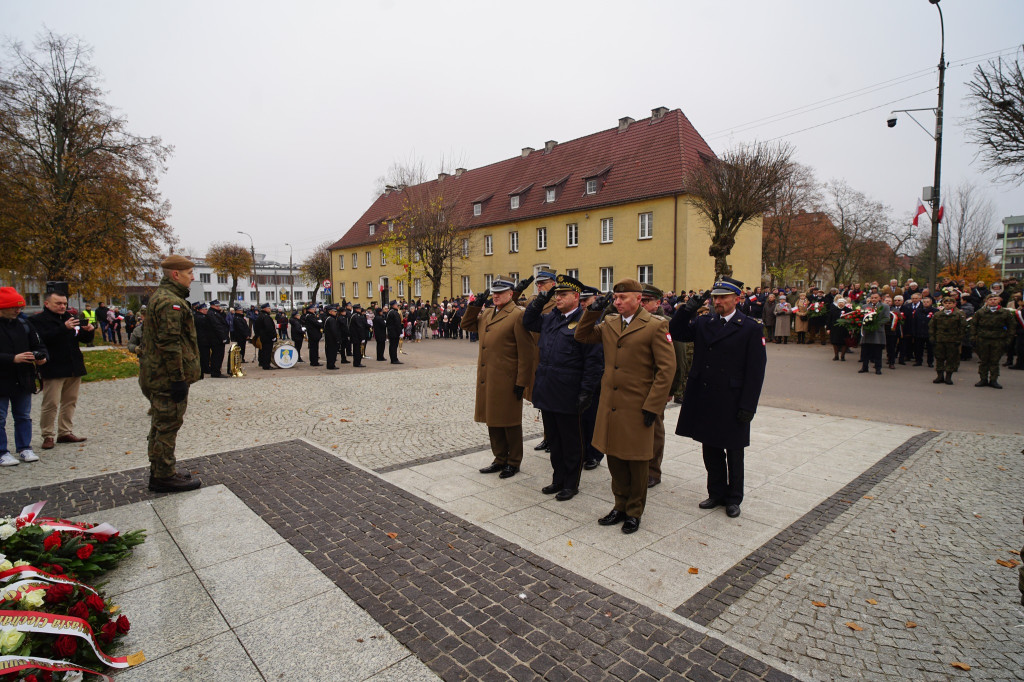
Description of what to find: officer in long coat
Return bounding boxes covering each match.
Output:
[193,303,214,377]
[207,300,230,377]
[289,310,306,362]
[303,304,323,366]
[252,302,277,369]
[462,277,537,478]
[323,305,342,370]
[521,274,603,500]
[372,309,387,361]
[349,304,368,367]
[138,255,202,492]
[577,286,604,470]
[386,301,403,364]
[230,308,251,363]
[670,277,766,519]
[575,278,676,534]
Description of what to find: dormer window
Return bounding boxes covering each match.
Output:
[369,224,376,236]
[388,222,394,232]
[473,203,482,216]
[546,188,556,203]
[510,195,520,210]
[582,164,611,196]
[586,179,598,195]
[507,183,532,211]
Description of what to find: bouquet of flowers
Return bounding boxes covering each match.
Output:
[836,307,866,332]
[807,301,828,319]
[861,309,883,333]
[0,502,146,680]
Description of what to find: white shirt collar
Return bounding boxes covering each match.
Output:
[722,310,737,323]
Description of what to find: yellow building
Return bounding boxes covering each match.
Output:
[329,107,761,304]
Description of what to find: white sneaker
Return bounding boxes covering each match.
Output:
[18,450,39,463]
[0,453,19,466]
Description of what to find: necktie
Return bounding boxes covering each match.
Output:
[621,318,628,332]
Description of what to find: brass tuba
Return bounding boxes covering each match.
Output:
[227,342,244,377]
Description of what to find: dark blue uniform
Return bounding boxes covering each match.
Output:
[522,300,603,493]
[670,306,766,506]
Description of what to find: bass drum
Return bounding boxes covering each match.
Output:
[271,339,298,369]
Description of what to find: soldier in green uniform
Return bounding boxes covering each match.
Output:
[139,255,203,492]
[971,292,1015,389]
[641,285,669,487]
[928,296,966,385]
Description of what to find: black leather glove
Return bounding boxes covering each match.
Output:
[514,385,525,400]
[684,291,711,314]
[642,410,656,427]
[589,292,612,311]
[513,275,535,298]
[170,380,189,403]
[537,287,555,305]
[736,409,755,424]
[471,291,490,307]
[576,391,593,414]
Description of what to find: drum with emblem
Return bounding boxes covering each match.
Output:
[271,339,298,369]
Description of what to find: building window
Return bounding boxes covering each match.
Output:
[485,274,494,290]
[509,272,519,283]
[473,203,482,216]
[398,281,405,297]
[510,195,520,210]
[639,212,653,240]
[462,276,471,296]
[367,281,373,299]
[338,255,345,270]
[388,222,394,232]
[352,253,358,269]
[380,250,386,266]
[510,231,519,253]
[484,235,493,255]
[200,273,211,283]
[369,224,376,236]
[638,265,653,285]
[414,278,421,297]
[413,249,420,262]
[600,267,614,292]
[566,269,578,280]
[217,274,228,284]
[353,282,359,298]
[250,291,258,301]
[601,217,614,243]
[366,252,371,268]
[546,188,556,203]
[217,291,230,300]
[586,178,598,195]
[461,238,470,257]
[537,227,547,250]
[204,292,212,301]
[339,283,346,298]
[794,279,805,291]
[567,223,578,247]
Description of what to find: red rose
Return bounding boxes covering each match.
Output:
[49,564,64,574]
[93,532,112,543]
[68,601,90,620]
[44,583,73,604]
[115,614,131,633]
[86,594,106,612]
[24,675,38,682]
[76,544,94,560]
[43,531,62,551]
[41,672,53,682]
[99,621,117,645]
[53,634,77,657]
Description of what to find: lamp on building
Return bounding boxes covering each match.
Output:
[238,230,256,306]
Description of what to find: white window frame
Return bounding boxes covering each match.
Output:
[567,223,578,247]
[566,268,578,280]
[338,255,345,270]
[537,227,547,250]
[414,278,421,297]
[638,265,653,285]
[204,291,213,301]
[352,253,358,269]
[510,195,520,210]
[601,217,614,243]
[398,281,405,297]
[586,178,598,195]
[366,251,371,267]
[217,274,228,284]
[380,250,386,266]
[413,249,420,262]
[462,276,471,296]
[600,267,613,292]
[546,188,556,203]
[484,235,493,256]
[249,291,258,301]
[510,231,519,253]
[388,222,394,232]
[200,273,211,283]
[509,272,519,283]
[367,281,373,299]
[473,203,482,216]
[639,212,653,240]
[369,224,376,236]
[353,281,359,298]
[461,238,470,257]
[339,283,346,298]
[485,274,494,290]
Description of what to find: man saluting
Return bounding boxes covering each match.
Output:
[670,277,766,519]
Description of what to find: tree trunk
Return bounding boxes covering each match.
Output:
[230,276,238,307]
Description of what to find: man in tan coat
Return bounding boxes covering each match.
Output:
[575,278,676,534]
[640,284,670,488]
[461,277,537,478]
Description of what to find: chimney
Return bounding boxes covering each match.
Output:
[618,116,635,131]
[544,140,557,153]
[651,106,669,121]
[438,172,450,181]
[455,167,466,177]
[521,147,535,158]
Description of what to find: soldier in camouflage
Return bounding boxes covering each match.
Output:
[927,296,966,385]
[971,292,1015,389]
[139,255,203,492]
[641,285,670,488]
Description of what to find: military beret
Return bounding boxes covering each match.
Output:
[941,296,955,304]
[160,254,194,270]
[551,274,584,293]
[612,278,643,293]
[641,284,664,300]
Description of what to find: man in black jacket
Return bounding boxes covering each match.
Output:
[1,287,47,466]
[207,300,230,377]
[253,303,277,369]
[386,300,403,364]
[323,305,342,370]
[289,310,305,362]
[372,310,387,361]
[302,305,322,366]
[28,291,92,449]
[231,308,251,362]
[349,304,368,367]
[336,306,351,364]
[193,303,214,377]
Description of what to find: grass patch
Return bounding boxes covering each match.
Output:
[82,348,140,382]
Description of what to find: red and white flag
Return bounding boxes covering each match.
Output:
[912,199,927,227]
[936,201,945,224]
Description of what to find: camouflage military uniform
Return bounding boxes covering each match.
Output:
[971,304,1014,386]
[927,308,966,373]
[671,340,694,399]
[139,276,201,477]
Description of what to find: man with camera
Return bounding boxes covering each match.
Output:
[0,287,48,467]
[28,288,92,450]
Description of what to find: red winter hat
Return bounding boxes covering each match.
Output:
[0,287,26,309]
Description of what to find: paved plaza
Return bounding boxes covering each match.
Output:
[2,340,1022,680]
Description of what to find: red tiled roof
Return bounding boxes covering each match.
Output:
[330,108,716,250]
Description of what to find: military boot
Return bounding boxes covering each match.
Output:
[975,376,989,387]
[943,371,953,385]
[989,377,1003,389]
[932,371,945,384]
[148,471,202,493]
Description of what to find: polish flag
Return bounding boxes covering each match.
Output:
[936,201,945,224]
[912,199,927,227]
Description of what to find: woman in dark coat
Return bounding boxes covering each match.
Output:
[826,297,852,361]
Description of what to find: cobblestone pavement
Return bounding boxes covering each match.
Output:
[707,431,1024,681]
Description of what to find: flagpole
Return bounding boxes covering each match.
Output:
[928,0,945,293]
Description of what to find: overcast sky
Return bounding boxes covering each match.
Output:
[4,0,1023,265]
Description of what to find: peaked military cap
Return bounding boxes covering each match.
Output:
[535,270,557,282]
[580,285,601,298]
[490,277,516,293]
[711,276,743,296]
[641,284,664,300]
[551,274,584,293]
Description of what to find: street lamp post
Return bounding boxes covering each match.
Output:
[285,242,294,311]
[237,231,256,307]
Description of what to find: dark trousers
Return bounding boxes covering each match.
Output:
[487,425,523,468]
[885,335,899,365]
[703,444,744,505]
[236,339,248,362]
[198,344,212,376]
[308,337,320,365]
[376,336,386,360]
[388,334,400,362]
[291,336,304,361]
[649,413,665,482]
[325,340,338,369]
[900,336,913,362]
[352,337,363,366]
[209,342,225,376]
[541,410,585,491]
[258,337,273,368]
[581,395,602,464]
[860,343,883,370]
[606,455,649,518]
[338,338,348,362]
[913,337,933,365]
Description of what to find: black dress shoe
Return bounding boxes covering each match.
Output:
[533,439,549,451]
[647,477,660,488]
[583,459,599,470]
[327,366,339,370]
[391,360,403,364]
[555,488,578,501]
[309,363,321,367]
[621,517,641,534]
[479,462,503,474]
[598,510,627,526]
[340,359,350,364]
[498,465,519,479]
[541,483,560,495]
[875,368,882,375]
[353,363,366,367]
[858,367,869,373]
[726,504,741,518]
[698,498,722,510]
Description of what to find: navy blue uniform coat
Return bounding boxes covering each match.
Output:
[669,307,766,449]
[521,302,603,414]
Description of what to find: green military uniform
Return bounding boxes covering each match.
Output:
[971,299,1014,388]
[927,301,966,384]
[642,285,669,486]
[139,272,201,480]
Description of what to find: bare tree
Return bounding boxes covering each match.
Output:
[205,242,251,305]
[686,141,794,278]
[300,240,333,303]
[938,181,996,279]
[762,162,819,287]
[389,184,467,304]
[820,180,893,286]
[966,54,1024,186]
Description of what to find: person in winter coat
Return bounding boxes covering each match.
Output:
[0,287,48,466]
